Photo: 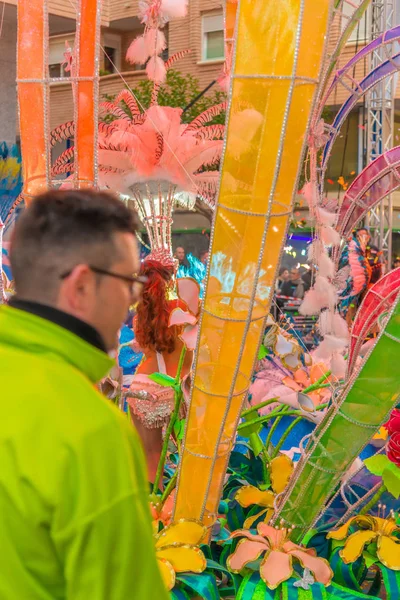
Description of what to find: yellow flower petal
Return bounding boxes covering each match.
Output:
[243,507,272,530]
[374,517,398,537]
[327,516,363,540]
[377,535,400,570]
[236,486,275,508]
[340,530,378,564]
[155,519,207,548]
[373,427,388,441]
[157,557,176,591]
[270,455,294,494]
[157,544,207,574]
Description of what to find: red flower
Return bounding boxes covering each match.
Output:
[384,409,400,435]
[387,431,400,468]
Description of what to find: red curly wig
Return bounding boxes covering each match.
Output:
[135,259,178,354]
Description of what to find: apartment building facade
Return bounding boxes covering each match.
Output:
[0,0,226,140]
[1,1,400,252]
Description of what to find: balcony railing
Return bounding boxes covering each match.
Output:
[49,69,148,129]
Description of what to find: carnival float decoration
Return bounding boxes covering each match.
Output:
[11,0,400,598]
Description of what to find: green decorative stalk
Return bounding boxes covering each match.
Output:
[158,470,179,511]
[360,484,387,516]
[275,298,400,542]
[241,397,279,418]
[265,406,290,451]
[272,417,303,458]
[152,346,187,494]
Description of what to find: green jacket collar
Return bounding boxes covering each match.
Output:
[0,305,114,383]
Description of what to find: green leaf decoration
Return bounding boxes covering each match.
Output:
[239,410,262,438]
[382,466,400,499]
[258,345,268,360]
[148,372,175,387]
[364,454,391,476]
[331,539,346,551]
[174,419,185,441]
[177,572,219,600]
[259,479,272,491]
[248,432,264,457]
[363,550,378,568]
[302,528,318,546]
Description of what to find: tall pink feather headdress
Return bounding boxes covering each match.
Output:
[50,0,226,266]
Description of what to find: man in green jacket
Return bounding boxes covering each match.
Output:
[0,190,169,599]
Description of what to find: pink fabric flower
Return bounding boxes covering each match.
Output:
[227,523,332,590]
[282,363,331,407]
[169,278,200,351]
[250,361,331,414]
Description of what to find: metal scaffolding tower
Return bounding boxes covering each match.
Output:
[366,0,395,265]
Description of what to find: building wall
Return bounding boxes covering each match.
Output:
[0,5,17,145]
[47,0,225,130]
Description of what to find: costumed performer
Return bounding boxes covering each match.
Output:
[127,257,194,483]
[175,246,207,297]
[337,227,371,324]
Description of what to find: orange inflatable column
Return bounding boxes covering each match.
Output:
[17,0,49,203]
[74,0,101,188]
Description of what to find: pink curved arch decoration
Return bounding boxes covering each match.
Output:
[321,52,400,170]
[321,25,400,110]
[336,145,400,239]
[347,268,400,373]
[322,0,370,81]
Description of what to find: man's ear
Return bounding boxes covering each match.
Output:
[58,264,96,313]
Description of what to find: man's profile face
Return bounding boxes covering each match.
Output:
[91,233,140,351]
[290,269,300,281]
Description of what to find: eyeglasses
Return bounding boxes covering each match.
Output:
[60,266,148,298]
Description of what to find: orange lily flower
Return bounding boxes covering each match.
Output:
[282,362,331,407]
[227,522,333,589]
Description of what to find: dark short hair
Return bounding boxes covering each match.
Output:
[11,189,137,302]
[279,266,289,276]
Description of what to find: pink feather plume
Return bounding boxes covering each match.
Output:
[307,239,323,263]
[160,0,188,19]
[318,311,349,340]
[126,35,150,65]
[318,253,335,278]
[300,181,318,210]
[331,352,347,378]
[316,206,336,227]
[300,289,326,315]
[320,225,341,246]
[323,335,347,351]
[332,313,349,340]
[144,29,167,55]
[146,56,167,82]
[315,275,337,306]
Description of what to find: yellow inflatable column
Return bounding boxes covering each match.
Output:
[174,0,333,525]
